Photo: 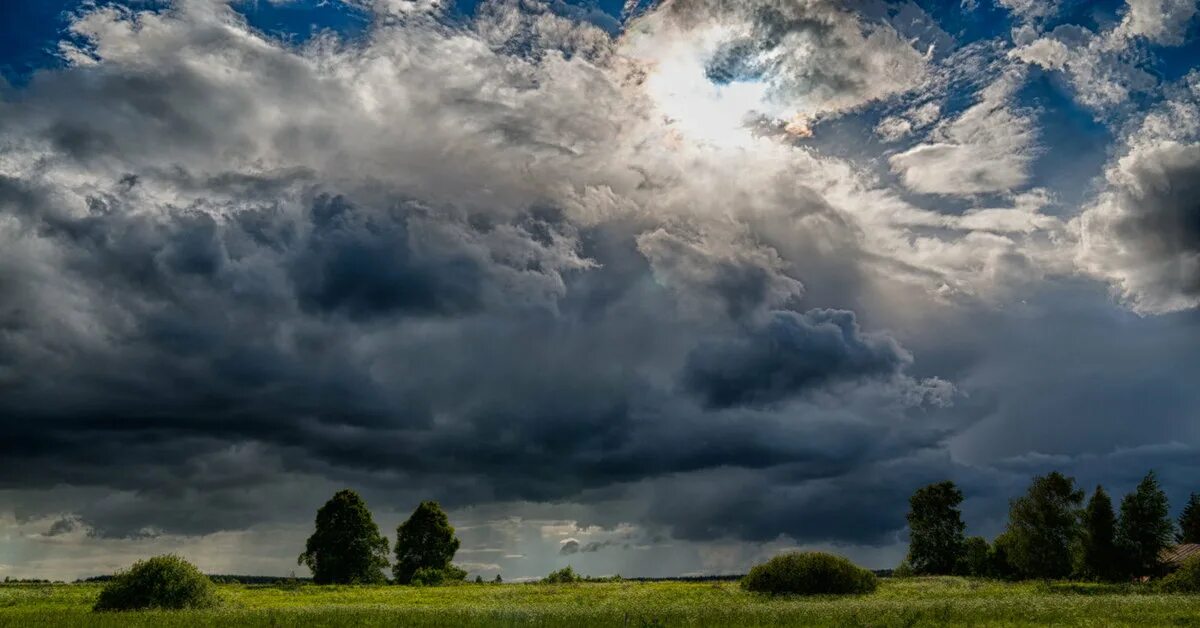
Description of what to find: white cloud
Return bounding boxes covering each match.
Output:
[875,102,942,143]
[889,70,1037,195]
[619,0,931,147]
[1008,0,1196,114]
[1112,0,1199,45]
[1075,72,1200,313]
[998,0,1062,21]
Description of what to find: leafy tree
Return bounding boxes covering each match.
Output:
[1004,471,1084,579]
[988,531,1018,580]
[394,501,461,584]
[905,481,967,575]
[1078,485,1121,581]
[1116,471,1173,578]
[961,536,991,577]
[542,565,584,584]
[298,489,390,584]
[494,574,503,583]
[1178,493,1200,544]
[475,575,484,584]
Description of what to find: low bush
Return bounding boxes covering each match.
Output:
[1159,555,1200,593]
[409,565,468,586]
[93,555,219,612]
[542,566,583,584]
[741,552,878,595]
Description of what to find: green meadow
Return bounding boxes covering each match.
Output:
[3,577,1200,627]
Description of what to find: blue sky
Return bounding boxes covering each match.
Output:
[1,0,1199,581]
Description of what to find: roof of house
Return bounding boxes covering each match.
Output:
[1161,544,1200,565]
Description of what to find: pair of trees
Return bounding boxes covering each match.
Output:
[906,471,1185,581]
[297,490,462,585]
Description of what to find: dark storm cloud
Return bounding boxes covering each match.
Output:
[683,309,911,408]
[0,26,953,535]
[8,0,1179,562]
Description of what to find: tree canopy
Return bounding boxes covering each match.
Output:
[298,489,390,584]
[1179,493,1200,545]
[393,500,461,585]
[962,536,990,577]
[1079,485,1121,581]
[905,481,967,575]
[1116,471,1173,578]
[1003,471,1083,579]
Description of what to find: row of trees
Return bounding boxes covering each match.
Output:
[298,490,465,585]
[905,472,1200,581]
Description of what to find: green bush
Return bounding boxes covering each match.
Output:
[93,555,219,612]
[741,552,878,595]
[1159,555,1200,593]
[409,565,468,586]
[542,566,583,584]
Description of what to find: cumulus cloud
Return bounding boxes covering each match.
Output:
[0,0,988,551]
[1008,0,1196,114]
[683,309,914,409]
[1076,72,1200,313]
[1113,0,1199,45]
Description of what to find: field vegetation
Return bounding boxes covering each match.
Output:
[4,575,1200,627]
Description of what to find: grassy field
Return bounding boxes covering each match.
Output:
[2,577,1199,627]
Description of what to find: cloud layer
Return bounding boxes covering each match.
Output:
[0,0,1198,580]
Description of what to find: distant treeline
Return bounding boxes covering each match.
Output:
[903,470,1200,582]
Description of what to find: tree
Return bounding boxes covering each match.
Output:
[1116,471,1173,578]
[1178,493,1200,544]
[298,489,390,584]
[1078,486,1121,581]
[962,536,990,577]
[988,531,1018,580]
[905,481,967,574]
[393,501,461,584]
[494,574,503,583]
[1004,471,1084,579]
[542,565,584,585]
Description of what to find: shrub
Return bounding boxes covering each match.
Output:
[409,565,468,586]
[542,566,583,584]
[93,555,219,612]
[1159,555,1200,593]
[741,552,878,595]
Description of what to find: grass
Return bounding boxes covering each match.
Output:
[1,577,1199,627]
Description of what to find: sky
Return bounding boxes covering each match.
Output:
[1,0,1199,581]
